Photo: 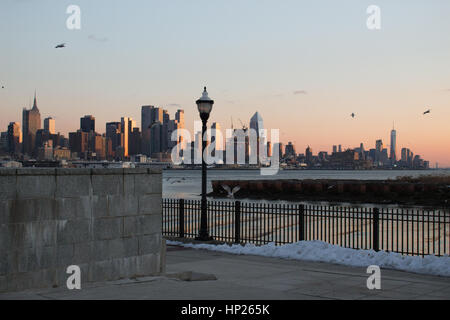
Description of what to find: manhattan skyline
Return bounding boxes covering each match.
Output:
[1,0,449,166]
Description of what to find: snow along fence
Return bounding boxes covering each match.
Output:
[163,198,450,257]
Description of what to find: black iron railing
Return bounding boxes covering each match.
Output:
[162,198,450,257]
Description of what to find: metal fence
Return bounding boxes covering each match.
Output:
[162,198,450,257]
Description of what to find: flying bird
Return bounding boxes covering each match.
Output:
[351,113,355,118]
[423,109,431,115]
[55,43,66,49]
[221,185,241,199]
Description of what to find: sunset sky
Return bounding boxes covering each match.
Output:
[1,0,449,166]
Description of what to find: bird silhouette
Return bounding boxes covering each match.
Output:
[423,109,431,115]
[221,185,241,199]
[55,43,66,49]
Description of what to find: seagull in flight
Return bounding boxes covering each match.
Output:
[55,43,66,49]
[221,185,241,199]
[423,109,431,115]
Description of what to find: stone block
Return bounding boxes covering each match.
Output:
[123,216,138,237]
[0,175,16,200]
[138,233,161,255]
[92,174,123,196]
[136,253,160,276]
[56,197,92,220]
[56,174,92,198]
[10,198,57,223]
[56,244,75,267]
[109,237,138,259]
[73,242,93,264]
[16,174,55,199]
[0,200,12,225]
[107,195,138,217]
[134,174,162,195]
[0,275,6,293]
[123,174,135,195]
[93,217,122,240]
[93,195,108,218]
[138,194,161,215]
[93,240,110,261]
[138,214,162,235]
[57,219,92,245]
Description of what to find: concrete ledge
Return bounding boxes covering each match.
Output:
[92,168,124,175]
[56,168,91,175]
[16,168,56,175]
[0,169,17,176]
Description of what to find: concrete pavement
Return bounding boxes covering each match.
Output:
[1,244,449,300]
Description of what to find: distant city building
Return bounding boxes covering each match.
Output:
[285,142,296,158]
[22,93,41,156]
[80,115,95,133]
[44,117,56,135]
[390,125,397,162]
[7,122,22,154]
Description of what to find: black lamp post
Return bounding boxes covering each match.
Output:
[196,87,214,241]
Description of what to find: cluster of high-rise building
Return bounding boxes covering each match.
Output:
[279,127,429,169]
[0,94,430,169]
[0,94,189,162]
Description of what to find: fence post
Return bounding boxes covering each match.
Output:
[179,199,185,238]
[299,204,305,241]
[235,201,241,243]
[373,208,380,252]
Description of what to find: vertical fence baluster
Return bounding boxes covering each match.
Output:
[373,208,380,252]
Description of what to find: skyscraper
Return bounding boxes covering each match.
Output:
[250,112,264,138]
[80,115,95,133]
[44,117,55,134]
[390,125,397,162]
[22,92,41,156]
[7,122,22,154]
[141,105,163,156]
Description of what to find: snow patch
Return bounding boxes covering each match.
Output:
[166,240,450,277]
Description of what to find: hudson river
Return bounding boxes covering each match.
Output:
[163,169,450,200]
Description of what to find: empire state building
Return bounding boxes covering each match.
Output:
[22,92,41,156]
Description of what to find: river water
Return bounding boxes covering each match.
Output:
[163,169,450,202]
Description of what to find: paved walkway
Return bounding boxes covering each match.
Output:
[1,244,449,300]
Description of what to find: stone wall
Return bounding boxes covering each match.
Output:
[0,168,164,292]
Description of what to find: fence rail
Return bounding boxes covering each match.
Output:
[162,198,450,257]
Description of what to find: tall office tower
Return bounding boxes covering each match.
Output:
[121,117,133,157]
[22,92,41,156]
[141,105,163,156]
[375,139,383,152]
[44,117,56,134]
[338,145,342,153]
[80,115,95,133]
[390,125,397,162]
[250,112,265,162]
[163,110,170,124]
[285,142,296,157]
[94,135,106,160]
[175,109,185,128]
[106,122,122,156]
[250,112,265,138]
[129,128,141,156]
[278,143,284,158]
[332,145,337,154]
[7,122,22,154]
[69,130,89,155]
[305,146,313,164]
[150,122,162,156]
